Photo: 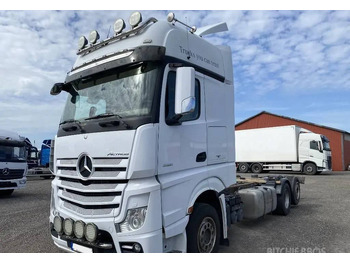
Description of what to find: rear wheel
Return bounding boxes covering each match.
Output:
[187,203,220,253]
[303,163,317,175]
[274,183,291,216]
[251,163,263,174]
[0,189,14,196]
[238,163,249,173]
[291,179,300,205]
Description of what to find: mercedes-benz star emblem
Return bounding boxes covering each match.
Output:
[2,168,10,176]
[77,154,93,178]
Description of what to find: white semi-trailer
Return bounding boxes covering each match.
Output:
[49,12,304,253]
[0,130,27,196]
[235,125,332,175]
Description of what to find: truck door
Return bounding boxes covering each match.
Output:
[158,66,207,175]
[157,66,207,233]
[309,139,324,168]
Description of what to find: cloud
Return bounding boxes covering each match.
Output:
[1,10,350,144]
[294,11,328,29]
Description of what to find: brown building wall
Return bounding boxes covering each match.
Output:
[344,134,350,170]
[236,112,344,171]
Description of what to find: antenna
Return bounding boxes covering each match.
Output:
[106,25,111,39]
[167,12,197,33]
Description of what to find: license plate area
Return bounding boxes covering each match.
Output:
[68,241,93,253]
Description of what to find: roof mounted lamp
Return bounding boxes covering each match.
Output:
[167,12,196,33]
[89,30,100,44]
[78,36,88,50]
[114,18,126,35]
[129,11,142,29]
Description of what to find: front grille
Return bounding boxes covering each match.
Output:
[56,157,128,218]
[0,169,24,180]
[327,156,332,169]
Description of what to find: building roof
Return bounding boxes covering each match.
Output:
[236,111,350,135]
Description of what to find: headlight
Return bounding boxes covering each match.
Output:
[119,207,147,233]
[85,223,98,242]
[53,216,63,234]
[74,220,85,239]
[63,218,74,236]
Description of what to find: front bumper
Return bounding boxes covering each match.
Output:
[50,219,163,253]
[0,177,26,190]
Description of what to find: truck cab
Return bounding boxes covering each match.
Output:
[0,130,27,196]
[299,132,332,174]
[49,12,235,253]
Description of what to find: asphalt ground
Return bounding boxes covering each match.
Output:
[0,171,349,253]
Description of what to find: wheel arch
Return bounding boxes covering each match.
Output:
[187,177,228,242]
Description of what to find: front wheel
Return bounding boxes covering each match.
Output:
[186,203,221,253]
[303,163,317,175]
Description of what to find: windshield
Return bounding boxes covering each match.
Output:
[61,62,160,124]
[0,144,26,162]
[322,136,331,151]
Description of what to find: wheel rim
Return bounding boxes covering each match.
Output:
[306,166,313,173]
[240,164,247,172]
[285,190,290,209]
[197,217,216,253]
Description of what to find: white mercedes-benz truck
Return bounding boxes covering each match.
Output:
[49,12,304,253]
[0,129,27,196]
[235,125,332,175]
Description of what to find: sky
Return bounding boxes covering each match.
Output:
[1,3,350,147]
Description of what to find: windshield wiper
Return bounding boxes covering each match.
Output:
[84,113,116,120]
[85,113,132,129]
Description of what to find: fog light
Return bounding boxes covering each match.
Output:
[63,218,74,236]
[85,223,98,242]
[53,216,63,234]
[133,243,142,253]
[74,220,85,239]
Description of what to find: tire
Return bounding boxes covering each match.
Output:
[238,163,249,173]
[303,163,317,175]
[291,178,300,205]
[186,203,221,253]
[274,183,291,216]
[0,189,14,196]
[251,163,263,174]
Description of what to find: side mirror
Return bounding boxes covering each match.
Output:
[50,83,64,95]
[175,67,196,115]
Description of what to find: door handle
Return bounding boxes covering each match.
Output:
[196,152,207,162]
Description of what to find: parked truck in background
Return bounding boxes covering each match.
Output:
[40,139,52,168]
[25,138,39,170]
[0,129,27,196]
[48,12,304,253]
[235,125,332,175]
